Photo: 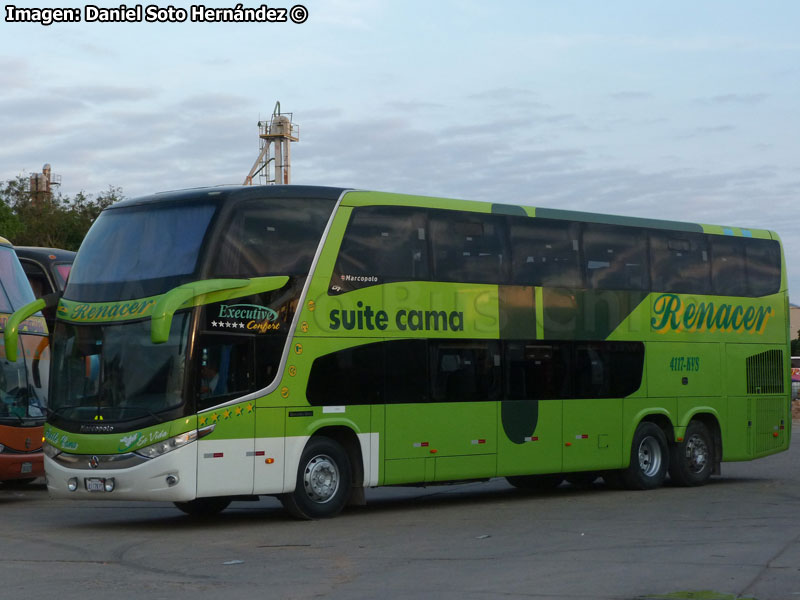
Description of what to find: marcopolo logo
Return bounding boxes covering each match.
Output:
[651,293,773,335]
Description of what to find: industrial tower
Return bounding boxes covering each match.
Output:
[244,102,299,185]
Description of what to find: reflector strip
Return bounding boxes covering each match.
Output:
[471,439,487,445]
[576,434,589,439]
[203,452,225,459]
[413,442,430,448]
[523,436,539,442]
[246,451,267,457]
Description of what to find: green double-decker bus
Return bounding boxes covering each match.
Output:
[6,185,790,518]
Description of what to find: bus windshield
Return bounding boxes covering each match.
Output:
[66,201,218,302]
[49,314,190,424]
[0,246,36,311]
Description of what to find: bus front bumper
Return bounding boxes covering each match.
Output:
[45,443,198,502]
[0,452,44,481]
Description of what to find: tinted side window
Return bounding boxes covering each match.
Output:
[650,231,711,294]
[306,342,385,406]
[711,236,747,296]
[505,342,571,399]
[384,340,429,403]
[745,238,781,297]
[510,218,581,287]
[430,341,501,402]
[331,206,429,294]
[583,224,649,291]
[573,341,644,398]
[212,198,332,278]
[430,213,509,284]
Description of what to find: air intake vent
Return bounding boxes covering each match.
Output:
[746,349,784,394]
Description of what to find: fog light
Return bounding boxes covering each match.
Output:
[165,474,179,487]
[104,478,115,492]
[67,478,78,492]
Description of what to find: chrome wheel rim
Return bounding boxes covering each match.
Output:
[684,434,709,474]
[638,436,662,477]
[303,454,339,503]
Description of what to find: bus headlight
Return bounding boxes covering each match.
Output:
[134,431,197,459]
[43,442,61,458]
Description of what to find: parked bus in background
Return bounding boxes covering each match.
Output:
[16,246,75,297]
[0,237,49,483]
[15,247,75,331]
[5,186,790,517]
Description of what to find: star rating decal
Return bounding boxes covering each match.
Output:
[200,403,256,427]
[210,320,246,329]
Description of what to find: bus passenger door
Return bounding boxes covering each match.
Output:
[195,339,256,497]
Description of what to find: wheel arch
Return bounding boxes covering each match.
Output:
[624,412,675,468]
[310,425,364,489]
[683,412,722,475]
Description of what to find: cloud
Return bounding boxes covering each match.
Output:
[696,93,770,105]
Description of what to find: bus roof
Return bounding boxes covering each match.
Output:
[15,246,77,263]
[111,185,349,209]
[109,185,777,241]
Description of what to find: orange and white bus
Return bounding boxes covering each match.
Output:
[0,237,49,483]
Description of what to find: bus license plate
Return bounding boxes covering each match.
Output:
[85,478,106,492]
[20,462,32,474]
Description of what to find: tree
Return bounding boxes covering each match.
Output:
[0,176,121,250]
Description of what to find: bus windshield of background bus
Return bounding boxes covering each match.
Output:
[49,314,190,423]
[0,246,36,312]
[66,202,218,302]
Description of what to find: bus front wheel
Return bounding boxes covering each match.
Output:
[621,422,669,490]
[281,437,352,520]
[669,420,714,486]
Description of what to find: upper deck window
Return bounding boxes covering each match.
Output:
[211,197,333,278]
[67,201,217,302]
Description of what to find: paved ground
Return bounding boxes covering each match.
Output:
[1,435,799,600]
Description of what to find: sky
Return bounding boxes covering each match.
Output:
[2,1,799,300]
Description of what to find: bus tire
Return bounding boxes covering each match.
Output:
[280,437,352,520]
[506,473,563,491]
[621,422,669,490]
[174,497,231,517]
[669,420,713,486]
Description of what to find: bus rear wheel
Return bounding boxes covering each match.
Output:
[280,437,352,520]
[174,497,232,517]
[669,420,713,486]
[621,422,669,490]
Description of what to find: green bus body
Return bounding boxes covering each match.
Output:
[29,186,790,517]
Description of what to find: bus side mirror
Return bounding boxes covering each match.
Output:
[3,293,57,362]
[150,276,289,344]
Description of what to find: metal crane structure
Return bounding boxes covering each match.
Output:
[243,101,299,186]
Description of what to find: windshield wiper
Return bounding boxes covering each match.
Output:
[116,406,166,423]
